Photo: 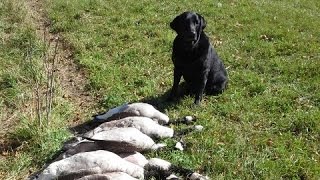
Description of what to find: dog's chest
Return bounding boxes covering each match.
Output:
[173,48,205,69]
[174,58,205,83]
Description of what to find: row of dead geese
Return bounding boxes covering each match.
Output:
[32,103,209,180]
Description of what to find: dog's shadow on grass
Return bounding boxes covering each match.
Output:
[140,89,178,112]
[139,83,194,113]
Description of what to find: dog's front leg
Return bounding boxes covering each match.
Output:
[194,70,209,105]
[168,67,182,101]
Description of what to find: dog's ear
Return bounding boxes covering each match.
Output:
[170,14,181,32]
[197,13,206,30]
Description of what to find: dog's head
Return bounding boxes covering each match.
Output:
[170,12,206,44]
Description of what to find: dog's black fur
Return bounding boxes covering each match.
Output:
[168,11,228,104]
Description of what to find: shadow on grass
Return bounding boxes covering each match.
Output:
[140,83,192,112]
[69,120,101,135]
[140,89,178,112]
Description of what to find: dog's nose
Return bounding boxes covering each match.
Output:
[186,31,197,40]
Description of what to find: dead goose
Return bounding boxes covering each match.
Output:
[56,152,148,179]
[36,150,144,180]
[118,152,149,167]
[56,138,151,160]
[59,127,166,158]
[88,127,166,151]
[85,116,174,139]
[94,103,169,124]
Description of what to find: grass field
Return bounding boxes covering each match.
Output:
[1,0,320,179]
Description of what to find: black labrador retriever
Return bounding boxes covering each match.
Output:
[168,12,228,104]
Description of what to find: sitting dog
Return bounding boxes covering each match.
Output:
[168,11,228,104]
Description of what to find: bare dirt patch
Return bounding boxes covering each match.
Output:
[24,0,99,123]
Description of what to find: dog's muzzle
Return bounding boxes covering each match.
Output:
[186,31,197,41]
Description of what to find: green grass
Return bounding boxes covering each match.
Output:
[1,0,320,179]
[0,1,71,179]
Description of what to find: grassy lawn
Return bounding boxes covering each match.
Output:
[1,0,320,179]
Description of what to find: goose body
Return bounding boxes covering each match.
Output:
[37,150,144,180]
[94,103,169,124]
[88,127,166,152]
[86,116,173,139]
